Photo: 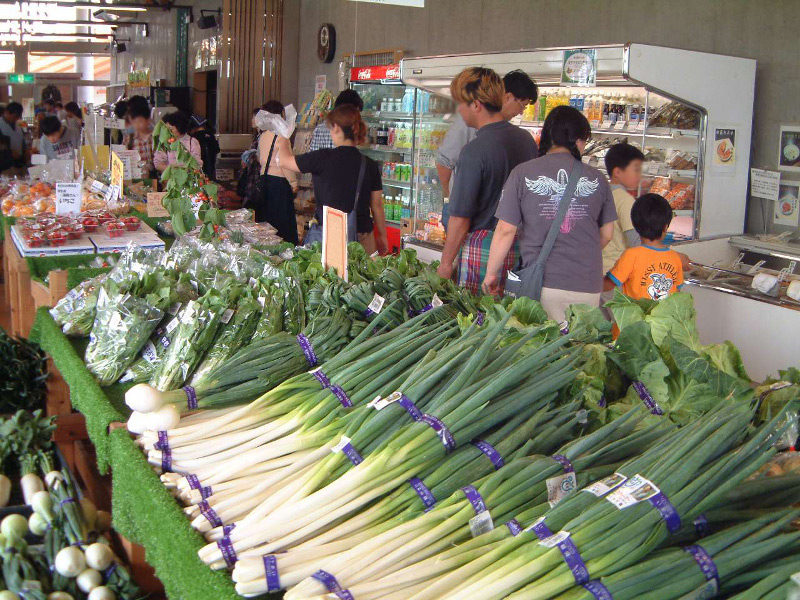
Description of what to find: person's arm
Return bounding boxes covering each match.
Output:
[188,137,203,169]
[623,229,641,247]
[435,163,452,196]
[437,216,471,280]
[370,190,388,254]
[482,219,518,295]
[599,222,614,248]
[276,136,301,173]
[602,276,617,292]
[153,149,168,172]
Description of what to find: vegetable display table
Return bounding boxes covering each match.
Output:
[30,308,243,600]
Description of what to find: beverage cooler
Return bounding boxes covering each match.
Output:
[349,64,454,254]
[399,44,756,262]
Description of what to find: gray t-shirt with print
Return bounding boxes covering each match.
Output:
[495,152,617,293]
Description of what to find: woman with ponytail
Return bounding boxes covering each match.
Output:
[278,104,388,253]
[482,105,617,323]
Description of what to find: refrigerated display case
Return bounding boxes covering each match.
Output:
[400,44,756,261]
[350,64,454,254]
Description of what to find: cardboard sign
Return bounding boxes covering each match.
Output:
[31,153,47,165]
[146,192,169,217]
[322,206,348,281]
[750,168,781,202]
[111,151,125,199]
[55,182,82,215]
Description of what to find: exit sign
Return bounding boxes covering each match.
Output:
[9,74,34,84]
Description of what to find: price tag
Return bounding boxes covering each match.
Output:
[111,151,125,198]
[583,473,627,497]
[614,120,627,130]
[90,179,108,193]
[601,120,613,130]
[546,472,577,507]
[606,474,659,510]
[146,192,169,217]
[216,168,234,181]
[55,182,82,215]
[165,317,180,334]
[368,293,385,314]
[469,510,494,538]
[537,530,571,548]
[141,341,158,364]
[636,121,647,132]
[104,183,120,205]
[431,293,443,308]
[31,153,48,165]
[221,308,235,324]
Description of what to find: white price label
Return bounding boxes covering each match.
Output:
[431,293,443,308]
[331,436,352,454]
[583,473,628,497]
[606,474,659,510]
[90,179,108,193]
[119,371,135,383]
[601,120,613,130]
[546,472,577,507]
[368,293,385,314]
[249,277,259,289]
[537,530,571,548]
[165,317,180,334]
[636,121,647,132]
[56,182,82,215]
[614,120,627,130]
[104,183,121,205]
[141,341,158,364]
[221,308,235,324]
[369,390,402,411]
[469,510,494,538]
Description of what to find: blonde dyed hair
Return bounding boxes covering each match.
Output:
[450,67,504,113]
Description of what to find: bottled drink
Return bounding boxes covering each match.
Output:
[401,88,414,113]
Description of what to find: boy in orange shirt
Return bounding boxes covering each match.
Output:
[605,193,684,302]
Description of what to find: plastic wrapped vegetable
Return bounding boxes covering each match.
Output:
[84,271,176,386]
[49,274,107,336]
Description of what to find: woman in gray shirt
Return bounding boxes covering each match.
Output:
[483,106,617,323]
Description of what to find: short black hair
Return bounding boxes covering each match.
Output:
[538,105,591,161]
[161,110,192,135]
[41,115,62,136]
[334,89,363,112]
[127,95,150,117]
[65,102,81,118]
[5,102,23,118]
[262,100,285,116]
[604,143,645,178]
[631,193,673,240]
[113,100,129,119]
[44,99,55,107]
[503,69,538,104]
[55,102,63,109]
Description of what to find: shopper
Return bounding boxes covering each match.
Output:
[277,104,388,254]
[483,105,617,322]
[154,111,203,172]
[55,102,67,121]
[605,193,684,302]
[64,102,83,137]
[39,115,81,161]
[309,89,364,151]
[602,143,645,275]
[436,69,539,195]
[253,100,299,244]
[0,102,26,172]
[238,108,265,209]
[437,67,538,294]
[189,114,220,180]
[126,100,155,177]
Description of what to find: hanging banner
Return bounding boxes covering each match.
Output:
[350,64,401,83]
[561,49,597,87]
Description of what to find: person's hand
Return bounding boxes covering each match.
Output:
[376,232,388,255]
[437,261,454,280]
[482,274,501,296]
[677,252,692,272]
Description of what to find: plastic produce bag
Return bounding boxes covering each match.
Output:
[254,104,297,138]
[50,273,107,336]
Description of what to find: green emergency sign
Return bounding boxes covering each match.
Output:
[8,74,35,84]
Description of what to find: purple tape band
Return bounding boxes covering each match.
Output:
[555,534,590,585]
[199,486,213,500]
[472,440,505,470]
[155,430,170,451]
[364,308,375,318]
[461,485,487,515]
[684,545,719,586]
[648,491,682,533]
[161,447,172,473]
[198,501,223,528]
[476,311,485,325]
[340,441,363,466]
[186,474,202,490]
[560,322,570,335]
[217,535,237,568]
[296,333,318,367]
[311,369,331,389]
[398,394,423,421]
[598,395,607,408]
[330,384,353,408]
[506,519,522,536]
[104,563,118,579]
[409,303,434,317]
[420,413,456,453]
[223,523,236,536]
[335,590,355,600]
[184,385,198,410]
[583,580,614,600]
[408,477,436,510]
[60,497,76,507]
[263,555,280,592]
[694,514,709,538]
[530,518,554,540]
[312,570,343,592]
[632,381,664,415]
[551,454,575,474]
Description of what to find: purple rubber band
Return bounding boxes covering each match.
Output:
[398,394,423,421]
[312,570,343,592]
[364,308,375,318]
[554,534,590,585]
[223,523,236,536]
[335,590,355,600]
[506,519,522,536]
[104,563,118,579]
[420,413,456,453]
[408,477,436,510]
[198,500,223,528]
[264,555,280,592]
[475,311,485,325]
[339,440,363,466]
[598,395,607,408]
[551,454,575,473]
[217,535,237,568]
[155,430,169,451]
[583,580,614,600]
[632,381,664,415]
[530,518,554,540]
[311,369,331,389]
[694,514,709,538]
[161,447,172,472]
[560,322,570,335]
[329,384,353,408]
[461,485,487,515]
[409,303,434,317]
[472,440,505,470]
[60,497,76,507]
[296,334,318,367]
[684,545,719,587]
[648,491,682,533]
[186,474,202,490]
[184,386,198,410]
[199,486,213,500]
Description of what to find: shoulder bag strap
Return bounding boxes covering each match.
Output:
[264,135,278,171]
[352,155,367,212]
[531,160,584,270]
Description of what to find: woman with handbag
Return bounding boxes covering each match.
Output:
[253,100,300,244]
[276,104,388,254]
[482,105,617,323]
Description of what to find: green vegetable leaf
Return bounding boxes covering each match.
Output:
[605,289,653,333]
[566,303,612,343]
[509,296,548,326]
[663,336,751,400]
[203,182,219,201]
[644,292,700,351]
[702,341,749,381]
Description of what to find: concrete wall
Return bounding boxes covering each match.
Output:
[288,0,800,235]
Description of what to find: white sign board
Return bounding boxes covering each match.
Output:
[315,75,327,95]
[31,153,47,165]
[750,168,781,202]
[55,182,82,215]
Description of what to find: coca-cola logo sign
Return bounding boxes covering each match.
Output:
[385,66,400,80]
[357,68,372,80]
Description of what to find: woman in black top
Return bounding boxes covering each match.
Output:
[277,105,388,253]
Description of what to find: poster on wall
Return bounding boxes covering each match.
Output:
[774,181,800,226]
[778,126,800,172]
[315,75,327,95]
[711,126,737,174]
[561,49,597,86]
